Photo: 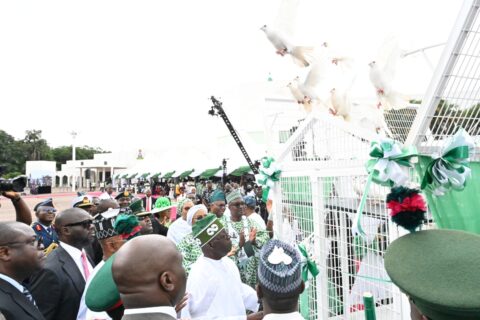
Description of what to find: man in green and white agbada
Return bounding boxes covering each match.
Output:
[224,189,269,288]
[176,205,208,275]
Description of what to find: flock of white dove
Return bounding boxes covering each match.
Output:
[261,24,412,136]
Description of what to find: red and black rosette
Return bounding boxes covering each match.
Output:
[386,186,427,232]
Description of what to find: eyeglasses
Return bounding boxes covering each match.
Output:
[40,208,57,214]
[183,206,193,211]
[0,235,43,249]
[64,219,93,228]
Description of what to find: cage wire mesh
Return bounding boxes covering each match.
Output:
[408,0,480,161]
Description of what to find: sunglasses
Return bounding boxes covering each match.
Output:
[183,206,193,211]
[137,214,152,221]
[40,208,57,214]
[64,219,93,228]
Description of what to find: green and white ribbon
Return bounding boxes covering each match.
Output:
[421,128,475,196]
[298,243,319,318]
[255,157,282,202]
[353,138,417,237]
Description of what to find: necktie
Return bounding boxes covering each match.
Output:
[81,251,91,280]
[147,197,151,211]
[23,287,37,306]
[46,227,51,235]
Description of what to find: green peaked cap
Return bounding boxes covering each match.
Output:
[85,254,121,312]
[385,229,480,320]
[128,199,145,215]
[192,213,224,247]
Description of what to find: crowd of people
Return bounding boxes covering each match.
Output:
[0,181,303,320]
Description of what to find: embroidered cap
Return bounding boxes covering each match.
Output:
[192,213,224,247]
[258,239,302,296]
[209,189,226,203]
[226,189,242,204]
[93,209,119,240]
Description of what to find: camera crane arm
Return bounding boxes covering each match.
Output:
[209,96,259,175]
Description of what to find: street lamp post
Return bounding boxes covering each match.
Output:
[71,131,77,192]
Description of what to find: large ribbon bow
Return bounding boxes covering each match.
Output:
[366,138,417,187]
[421,128,474,196]
[353,138,417,237]
[256,157,282,202]
[298,243,319,318]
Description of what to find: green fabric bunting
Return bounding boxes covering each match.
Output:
[420,128,474,196]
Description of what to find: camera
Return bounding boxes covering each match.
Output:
[0,176,28,192]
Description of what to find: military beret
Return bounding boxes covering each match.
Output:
[385,229,480,320]
[85,255,122,312]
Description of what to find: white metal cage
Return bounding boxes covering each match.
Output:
[268,1,480,319]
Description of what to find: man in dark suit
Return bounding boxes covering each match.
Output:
[0,222,46,320]
[112,235,186,320]
[141,188,157,212]
[30,208,94,320]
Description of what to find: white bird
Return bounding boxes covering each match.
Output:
[261,25,315,67]
[369,61,409,110]
[368,37,410,110]
[329,88,352,121]
[287,77,313,113]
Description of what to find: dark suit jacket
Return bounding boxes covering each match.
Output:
[29,245,86,320]
[122,312,175,320]
[141,196,158,211]
[0,278,45,320]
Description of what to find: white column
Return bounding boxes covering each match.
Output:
[102,167,106,182]
[71,131,77,192]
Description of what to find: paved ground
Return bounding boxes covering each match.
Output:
[0,192,102,222]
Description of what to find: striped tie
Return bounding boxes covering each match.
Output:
[81,251,91,280]
[23,287,37,306]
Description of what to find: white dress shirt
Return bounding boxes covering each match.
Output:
[79,260,112,320]
[124,306,176,318]
[0,273,24,293]
[263,312,304,319]
[59,242,93,320]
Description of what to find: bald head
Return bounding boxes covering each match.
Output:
[112,235,186,308]
[96,199,119,214]
[55,208,93,248]
[0,222,45,281]
[0,222,32,245]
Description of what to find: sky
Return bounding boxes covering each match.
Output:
[0,0,463,155]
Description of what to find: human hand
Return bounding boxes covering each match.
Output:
[266,199,272,213]
[249,228,257,243]
[239,232,245,248]
[1,191,20,201]
[227,245,238,257]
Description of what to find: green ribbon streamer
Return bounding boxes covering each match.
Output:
[354,139,417,237]
[420,128,474,196]
[298,243,319,319]
[256,157,282,202]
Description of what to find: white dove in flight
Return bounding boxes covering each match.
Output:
[329,88,352,121]
[287,77,313,113]
[368,37,410,110]
[261,25,315,67]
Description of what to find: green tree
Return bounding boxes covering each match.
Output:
[0,130,27,175]
[51,145,108,170]
[22,130,52,161]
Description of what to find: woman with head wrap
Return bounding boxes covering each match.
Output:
[176,204,208,275]
[167,199,195,244]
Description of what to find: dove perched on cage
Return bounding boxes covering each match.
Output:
[261,25,315,67]
[369,37,410,110]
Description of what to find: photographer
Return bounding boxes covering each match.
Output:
[0,191,32,225]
